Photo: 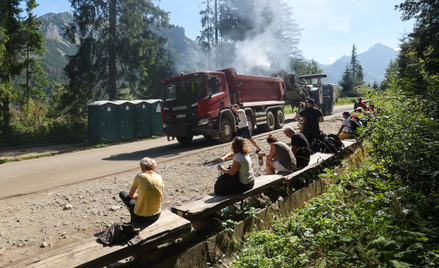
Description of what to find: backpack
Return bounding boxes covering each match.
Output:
[311,134,338,154]
[349,119,361,135]
[327,134,345,151]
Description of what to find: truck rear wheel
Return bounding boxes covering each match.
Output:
[219,117,233,143]
[177,136,193,145]
[274,110,284,129]
[263,110,275,132]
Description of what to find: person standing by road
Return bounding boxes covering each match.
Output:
[283,126,310,170]
[230,104,261,154]
[119,157,164,223]
[294,98,324,145]
[259,134,296,174]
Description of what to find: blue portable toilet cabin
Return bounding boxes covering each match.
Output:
[146,99,163,136]
[114,100,136,141]
[132,100,151,139]
[87,101,118,144]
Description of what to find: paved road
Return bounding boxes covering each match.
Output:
[0,104,352,199]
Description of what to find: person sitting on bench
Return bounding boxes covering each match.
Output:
[119,157,164,223]
[216,137,255,195]
[259,134,296,174]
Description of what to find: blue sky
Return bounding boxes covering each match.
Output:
[28,0,413,65]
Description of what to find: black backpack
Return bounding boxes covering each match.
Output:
[349,119,361,135]
[327,134,345,151]
[311,134,338,154]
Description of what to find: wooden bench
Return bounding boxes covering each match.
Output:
[171,140,358,224]
[6,210,191,268]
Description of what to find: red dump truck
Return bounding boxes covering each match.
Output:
[161,68,286,144]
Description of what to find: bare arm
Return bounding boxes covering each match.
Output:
[319,116,324,123]
[337,124,344,136]
[291,144,298,155]
[262,144,276,160]
[128,185,138,201]
[294,113,303,121]
[230,105,243,114]
[218,152,236,162]
[220,160,241,176]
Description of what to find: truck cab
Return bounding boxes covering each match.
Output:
[162,72,231,144]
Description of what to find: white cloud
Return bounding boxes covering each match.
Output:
[393,47,401,52]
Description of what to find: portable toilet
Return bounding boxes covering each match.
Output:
[132,100,151,139]
[146,99,163,136]
[114,100,136,141]
[87,101,118,144]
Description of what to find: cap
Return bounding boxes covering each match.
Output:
[342,111,350,116]
[351,113,358,118]
[306,98,315,105]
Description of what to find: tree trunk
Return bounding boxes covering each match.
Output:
[109,0,117,100]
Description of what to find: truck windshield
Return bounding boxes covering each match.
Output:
[164,75,206,101]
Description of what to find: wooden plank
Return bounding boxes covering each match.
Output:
[171,174,284,222]
[171,140,360,222]
[6,210,191,268]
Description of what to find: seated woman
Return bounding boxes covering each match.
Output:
[216,136,255,195]
[259,134,296,174]
[119,157,164,223]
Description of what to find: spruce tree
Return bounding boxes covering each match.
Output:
[0,0,46,134]
[338,63,355,96]
[62,0,170,118]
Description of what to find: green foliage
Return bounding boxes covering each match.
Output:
[292,58,322,77]
[61,0,171,118]
[0,0,48,141]
[338,44,364,97]
[228,165,439,268]
[396,0,439,76]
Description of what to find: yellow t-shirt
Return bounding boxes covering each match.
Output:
[133,171,164,217]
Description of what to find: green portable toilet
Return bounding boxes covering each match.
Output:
[114,100,136,141]
[147,99,163,136]
[132,100,151,139]
[87,101,118,144]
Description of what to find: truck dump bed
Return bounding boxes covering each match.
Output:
[221,68,285,105]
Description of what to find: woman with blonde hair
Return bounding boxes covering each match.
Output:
[216,136,255,195]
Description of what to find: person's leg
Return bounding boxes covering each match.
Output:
[119,191,137,222]
[242,127,260,152]
[265,158,276,174]
[248,138,260,151]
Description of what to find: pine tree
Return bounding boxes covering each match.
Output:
[62,0,170,118]
[350,44,363,83]
[197,0,216,69]
[338,63,355,96]
[0,0,46,135]
[19,1,49,110]
[292,58,322,77]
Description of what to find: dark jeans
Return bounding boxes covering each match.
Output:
[119,191,160,223]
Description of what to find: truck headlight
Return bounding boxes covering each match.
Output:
[197,117,210,126]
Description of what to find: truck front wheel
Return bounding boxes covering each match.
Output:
[177,136,193,145]
[219,118,233,143]
[274,110,284,129]
[263,111,275,132]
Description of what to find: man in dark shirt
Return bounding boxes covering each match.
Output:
[283,126,310,170]
[294,98,324,145]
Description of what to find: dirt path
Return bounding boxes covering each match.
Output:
[0,117,342,266]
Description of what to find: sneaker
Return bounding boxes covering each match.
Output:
[255,149,261,155]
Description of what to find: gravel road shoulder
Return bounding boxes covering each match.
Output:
[0,116,342,265]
